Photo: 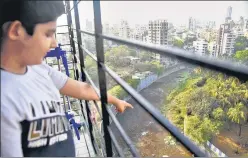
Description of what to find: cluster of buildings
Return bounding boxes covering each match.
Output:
[191,6,248,56]
[68,6,247,65]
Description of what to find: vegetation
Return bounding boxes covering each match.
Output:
[84,45,165,93]
[84,55,98,84]
[234,36,248,53]
[108,78,140,99]
[234,50,248,62]
[164,68,248,144]
[173,38,184,48]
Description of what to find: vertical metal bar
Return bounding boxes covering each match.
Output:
[93,1,113,156]
[73,0,98,155]
[66,2,94,156]
[65,6,79,81]
[107,127,125,157]
[58,58,67,112]
[73,0,85,80]
[65,1,77,63]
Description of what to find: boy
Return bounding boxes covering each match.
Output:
[1,1,133,157]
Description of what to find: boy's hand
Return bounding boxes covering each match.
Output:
[114,100,133,113]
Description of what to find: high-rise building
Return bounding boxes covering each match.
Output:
[119,20,130,39]
[222,31,236,55]
[193,39,208,55]
[188,17,196,32]
[216,23,236,56]
[208,42,218,57]
[245,19,248,31]
[148,19,168,45]
[168,23,176,46]
[103,23,110,35]
[85,19,93,32]
[130,25,148,42]
[130,30,142,41]
[103,23,113,47]
[206,21,216,29]
[239,16,245,30]
[110,24,120,37]
[225,6,232,23]
[83,19,95,51]
[148,19,170,65]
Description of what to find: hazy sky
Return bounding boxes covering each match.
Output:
[57,1,248,28]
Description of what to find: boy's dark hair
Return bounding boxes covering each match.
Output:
[0,0,65,42]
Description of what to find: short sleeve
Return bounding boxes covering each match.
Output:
[1,102,23,157]
[41,63,69,90]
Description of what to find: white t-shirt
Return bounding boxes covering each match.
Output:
[1,63,75,157]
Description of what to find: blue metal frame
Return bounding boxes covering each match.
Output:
[57,0,248,157]
[45,44,85,140]
[45,44,70,77]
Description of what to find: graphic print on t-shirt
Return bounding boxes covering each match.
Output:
[21,100,72,150]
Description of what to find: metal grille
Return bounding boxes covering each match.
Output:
[62,0,248,157]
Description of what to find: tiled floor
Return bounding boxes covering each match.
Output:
[74,132,95,157]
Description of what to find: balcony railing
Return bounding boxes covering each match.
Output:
[61,0,248,157]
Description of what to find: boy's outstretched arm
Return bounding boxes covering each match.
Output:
[60,78,133,113]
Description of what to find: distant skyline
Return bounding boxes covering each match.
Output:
[57,1,248,28]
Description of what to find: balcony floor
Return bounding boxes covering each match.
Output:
[74,131,95,157]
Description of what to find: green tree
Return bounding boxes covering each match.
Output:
[85,56,96,67]
[133,61,164,75]
[234,50,248,61]
[105,45,133,67]
[212,107,225,121]
[127,78,140,89]
[138,51,152,61]
[129,49,137,56]
[227,102,247,153]
[185,116,221,144]
[173,38,184,48]
[149,61,164,75]
[84,55,98,84]
[227,103,247,136]
[187,88,215,117]
[108,85,127,99]
[234,36,248,52]
[165,68,248,145]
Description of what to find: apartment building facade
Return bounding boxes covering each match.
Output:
[193,39,208,55]
[119,20,130,39]
[208,42,218,57]
[148,19,169,45]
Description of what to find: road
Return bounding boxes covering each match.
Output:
[109,68,192,156]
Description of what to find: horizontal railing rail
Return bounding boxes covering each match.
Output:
[64,0,248,157]
[65,0,82,15]
[73,34,207,156]
[74,41,141,156]
[75,29,248,81]
[73,36,136,156]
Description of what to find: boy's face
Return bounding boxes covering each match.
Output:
[21,21,58,65]
[4,21,58,65]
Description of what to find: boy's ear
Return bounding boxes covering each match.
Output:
[7,20,27,41]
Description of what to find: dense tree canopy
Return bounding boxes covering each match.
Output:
[234,50,248,62]
[234,36,248,53]
[173,38,184,48]
[164,68,248,144]
[84,45,165,98]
